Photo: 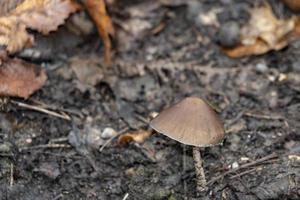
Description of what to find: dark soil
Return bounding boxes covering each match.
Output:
[1,0,300,199]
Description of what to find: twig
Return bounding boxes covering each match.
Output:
[207,153,278,185]
[133,143,156,163]
[122,193,129,200]
[49,137,68,144]
[134,114,149,125]
[99,127,129,152]
[244,112,283,120]
[151,21,166,35]
[20,143,71,151]
[31,99,84,118]
[10,163,14,187]
[229,168,257,179]
[11,100,71,121]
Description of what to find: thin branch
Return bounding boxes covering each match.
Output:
[11,100,71,121]
[19,143,71,151]
[207,153,278,185]
[99,127,129,152]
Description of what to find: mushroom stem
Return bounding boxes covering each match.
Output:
[192,147,207,192]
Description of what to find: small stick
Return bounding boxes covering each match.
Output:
[207,153,278,185]
[49,137,68,144]
[20,143,71,151]
[192,147,207,192]
[134,114,149,124]
[11,100,71,121]
[99,127,129,152]
[31,99,84,118]
[229,168,257,179]
[122,193,129,200]
[243,112,283,120]
[10,163,14,187]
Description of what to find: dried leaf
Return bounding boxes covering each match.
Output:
[118,130,152,145]
[0,58,47,98]
[282,0,300,12]
[84,0,114,66]
[222,38,287,58]
[0,0,25,15]
[223,4,300,58]
[0,0,81,53]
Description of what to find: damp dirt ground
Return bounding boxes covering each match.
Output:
[0,0,300,199]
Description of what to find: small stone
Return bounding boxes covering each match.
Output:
[101,127,117,139]
[240,157,250,162]
[278,73,288,82]
[268,75,276,82]
[255,62,268,73]
[217,21,240,48]
[149,112,159,120]
[231,161,239,169]
[25,138,32,144]
[86,127,104,149]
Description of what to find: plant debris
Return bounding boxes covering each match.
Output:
[83,0,114,66]
[0,57,47,98]
[282,0,300,12]
[118,130,152,145]
[222,3,300,58]
[0,0,81,54]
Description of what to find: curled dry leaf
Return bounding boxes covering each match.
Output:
[0,0,25,15]
[282,0,300,12]
[118,130,152,145]
[223,4,300,58]
[0,58,47,98]
[0,0,81,54]
[223,39,287,58]
[83,0,115,66]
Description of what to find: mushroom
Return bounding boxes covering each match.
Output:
[150,97,225,191]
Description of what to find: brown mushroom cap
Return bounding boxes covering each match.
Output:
[150,97,225,147]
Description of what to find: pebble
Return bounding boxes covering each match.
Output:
[231,161,239,169]
[101,127,117,139]
[149,111,159,120]
[217,21,240,48]
[86,127,104,149]
[255,62,268,73]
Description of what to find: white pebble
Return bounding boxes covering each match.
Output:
[231,161,239,169]
[101,127,117,139]
[255,62,268,73]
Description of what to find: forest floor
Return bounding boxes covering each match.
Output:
[0,0,299,199]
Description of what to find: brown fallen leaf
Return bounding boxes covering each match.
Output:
[0,0,25,15]
[118,130,152,145]
[0,0,81,54]
[223,3,300,58]
[83,0,114,66]
[0,58,47,98]
[223,38,288,58]
[282,0,300,12]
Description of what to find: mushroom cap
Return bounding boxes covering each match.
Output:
[150,97,225,147]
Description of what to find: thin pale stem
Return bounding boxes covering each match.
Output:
[192,147,207,192]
